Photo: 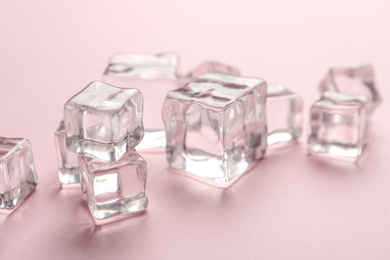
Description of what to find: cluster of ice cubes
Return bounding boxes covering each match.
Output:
[2,52,380,220]
[308,64,381,161]
[55,81,148,222]
[54,52,305,220]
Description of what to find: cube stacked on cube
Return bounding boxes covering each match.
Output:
[309,64,381,161]
[162,73,267,185]
[102,52,179,150]
[64,82,144,162]
[0,137,38,211]
[61,81,148,221]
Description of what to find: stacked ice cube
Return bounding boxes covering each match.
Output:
[308,64,381,161]
[56,81,148,221]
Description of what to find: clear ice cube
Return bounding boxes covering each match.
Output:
[180,60,240,85]
[308,91,370,161]
[319,64,381,114]
[64,81,144,163]
[54,120,79,184]
[162,73,267,185]
[0,137,38,211]
[267,83,303,146]
[102,52,179,150]
[78,150,148,220]
[104,52,178,79]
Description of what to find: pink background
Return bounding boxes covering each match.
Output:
[1,1,390,259]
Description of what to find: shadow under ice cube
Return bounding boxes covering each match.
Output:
[0,137,38,211]
[79,150,148,221]
[64,81,144,162]
[308,91,370,161]
[267,83,303,146]
[102,52,179,150]
[162,73,267,185]
[54,120,80,184]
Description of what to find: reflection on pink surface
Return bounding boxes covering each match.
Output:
[1,0,390,259]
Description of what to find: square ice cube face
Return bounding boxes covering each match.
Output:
[267,84,303,146]
[162,73,267,185]
[78,150,148,221]
[319,64,381,114]
[64,81,144,163]
[54,120,79,184]
[102,52,179,150]
[308,91,370,161]
[180,60,240,85]
[0,137,38,211]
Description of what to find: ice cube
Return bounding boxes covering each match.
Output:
[0,137,38,211]
[308,91,370,161]
[319,64,381,114]
[64,81,143,162]
[162,73,267,185]
[78,150,148,220]
[180,60,240,85]
[54,120,79,184]
[104,52,178,79]
[267,83,303,146]
[102,52,179,150]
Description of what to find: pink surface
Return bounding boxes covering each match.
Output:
[1,1,390,259]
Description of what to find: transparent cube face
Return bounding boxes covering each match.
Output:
[308,91,370,161]
[163,73,267,184]
[102,52,180,150]
[79,150,148,220]
[0,137,38,211]
[54,120,80,184]
[180,61,240,85]
[267,84,303,146]
[319,64,381,114]
[64,81,144,162]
